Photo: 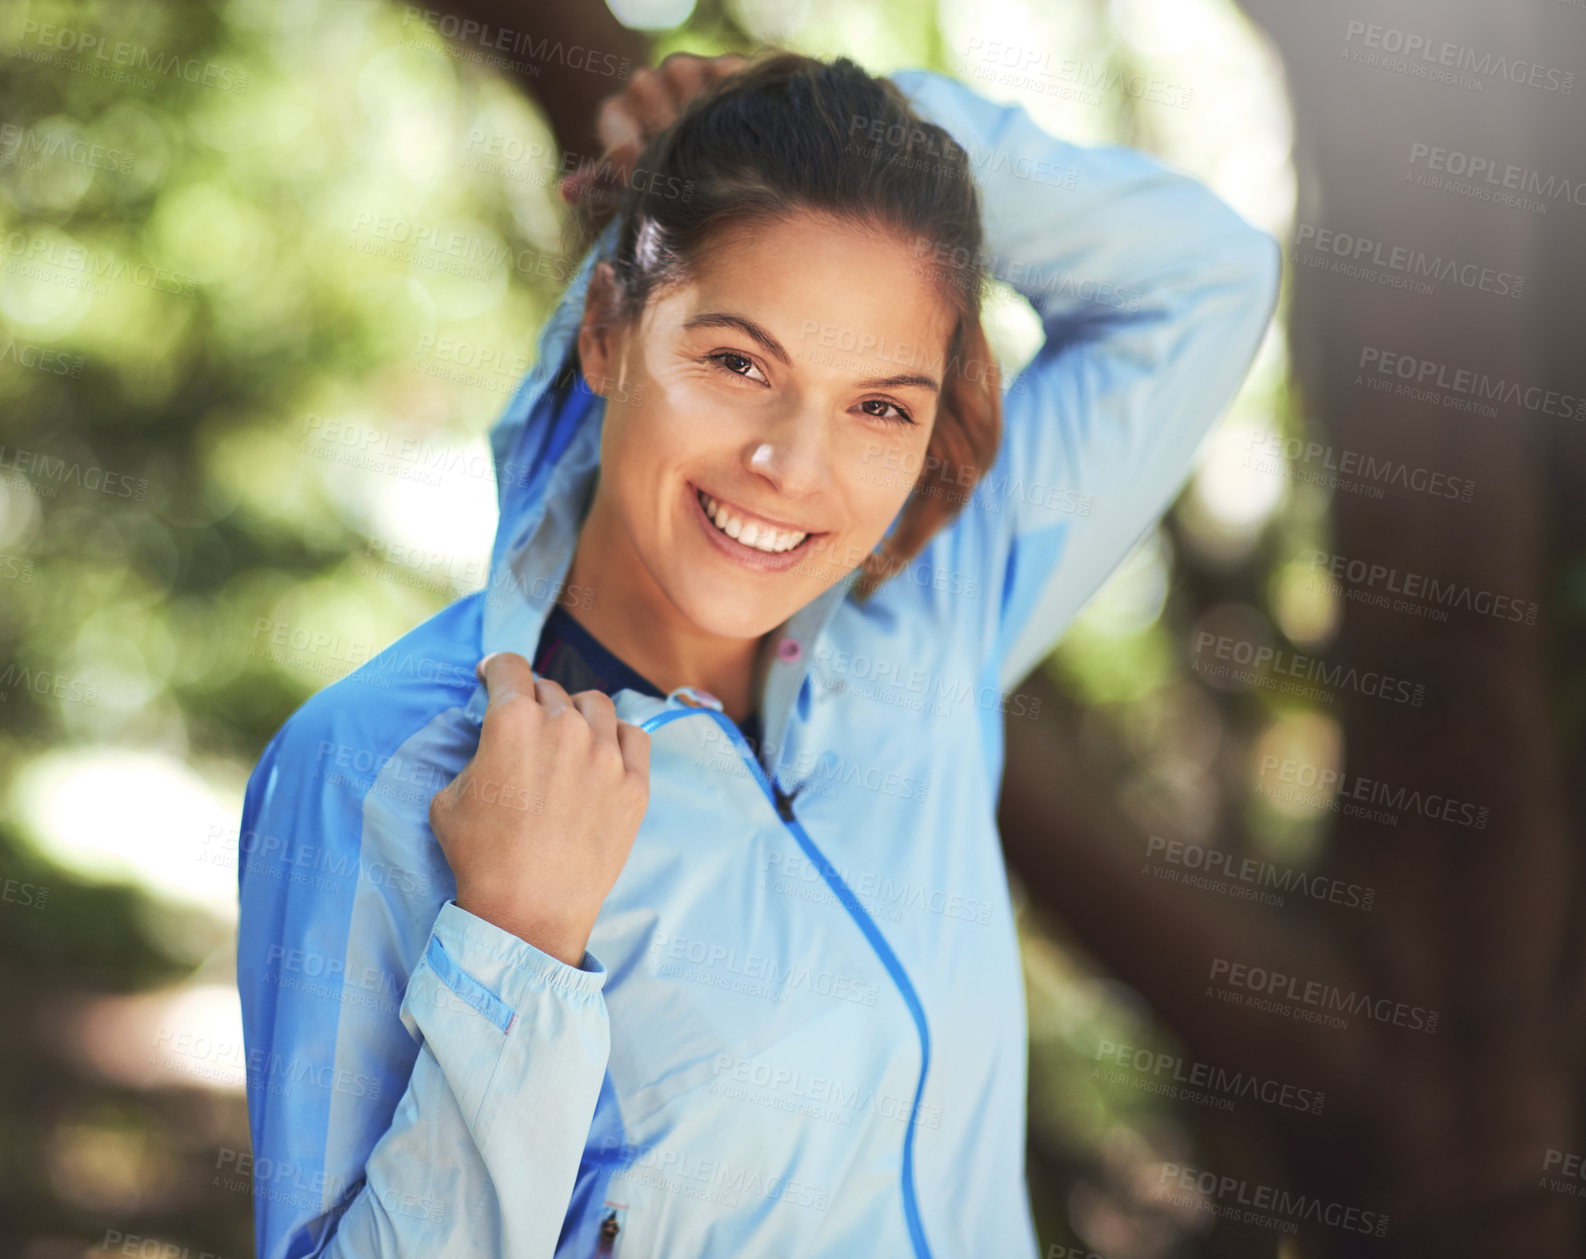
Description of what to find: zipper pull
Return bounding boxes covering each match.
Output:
[595,1204,625,1256]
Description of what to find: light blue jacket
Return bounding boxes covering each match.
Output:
[237,66,1280,1259]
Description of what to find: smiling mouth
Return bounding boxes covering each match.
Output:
[695,487,815,554]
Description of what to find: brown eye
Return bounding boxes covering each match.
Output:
[860,398,914,426]
[706,351,767,384]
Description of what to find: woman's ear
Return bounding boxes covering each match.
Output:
[577,261,625,398]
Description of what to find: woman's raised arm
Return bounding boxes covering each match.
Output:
[889,67,1282,691]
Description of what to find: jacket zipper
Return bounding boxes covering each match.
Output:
[638,704,936,1259]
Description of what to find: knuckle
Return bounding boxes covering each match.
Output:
[553,706,592,745]
[600,736,628,769]
[488,690,533,720]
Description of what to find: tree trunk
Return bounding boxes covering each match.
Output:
[1001,0,1586,1253]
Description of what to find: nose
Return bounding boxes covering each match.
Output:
[743,401,830,500]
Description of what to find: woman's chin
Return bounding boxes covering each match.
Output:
[665,573,800,642]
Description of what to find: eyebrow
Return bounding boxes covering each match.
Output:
[683,311,942,395]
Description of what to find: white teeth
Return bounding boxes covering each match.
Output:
[697,489,808,554]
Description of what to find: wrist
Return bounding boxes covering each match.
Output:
[454,888,591,969]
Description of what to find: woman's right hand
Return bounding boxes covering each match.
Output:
[559,50,751,207]
[429,651,651,968]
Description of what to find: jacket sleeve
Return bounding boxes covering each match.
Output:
[887,68,1283,691]
[237,711,611,1259]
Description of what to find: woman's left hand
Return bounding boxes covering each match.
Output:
[559,51,750,206]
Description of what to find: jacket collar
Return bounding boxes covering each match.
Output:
[477,219,858,781]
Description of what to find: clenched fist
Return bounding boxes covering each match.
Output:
[429,651,651,968]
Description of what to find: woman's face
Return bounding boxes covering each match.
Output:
[575,210,959,640]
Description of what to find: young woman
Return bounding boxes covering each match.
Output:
[237,50,1279,1259]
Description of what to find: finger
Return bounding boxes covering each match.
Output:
[703,52,750,82]
[623,65,680,140]
[657,51,710,106]
[615,718,651,781]
[532,673,573,717]
[594,93,643,166]
[569,689,618,745]
[477,651,536,709]
[589,99,642,194]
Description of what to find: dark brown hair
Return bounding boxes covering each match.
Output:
[562,51,1002,601]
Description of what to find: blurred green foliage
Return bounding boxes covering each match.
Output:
[0,0,1313,1254]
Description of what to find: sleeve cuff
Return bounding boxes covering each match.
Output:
[431,899,608,1015]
